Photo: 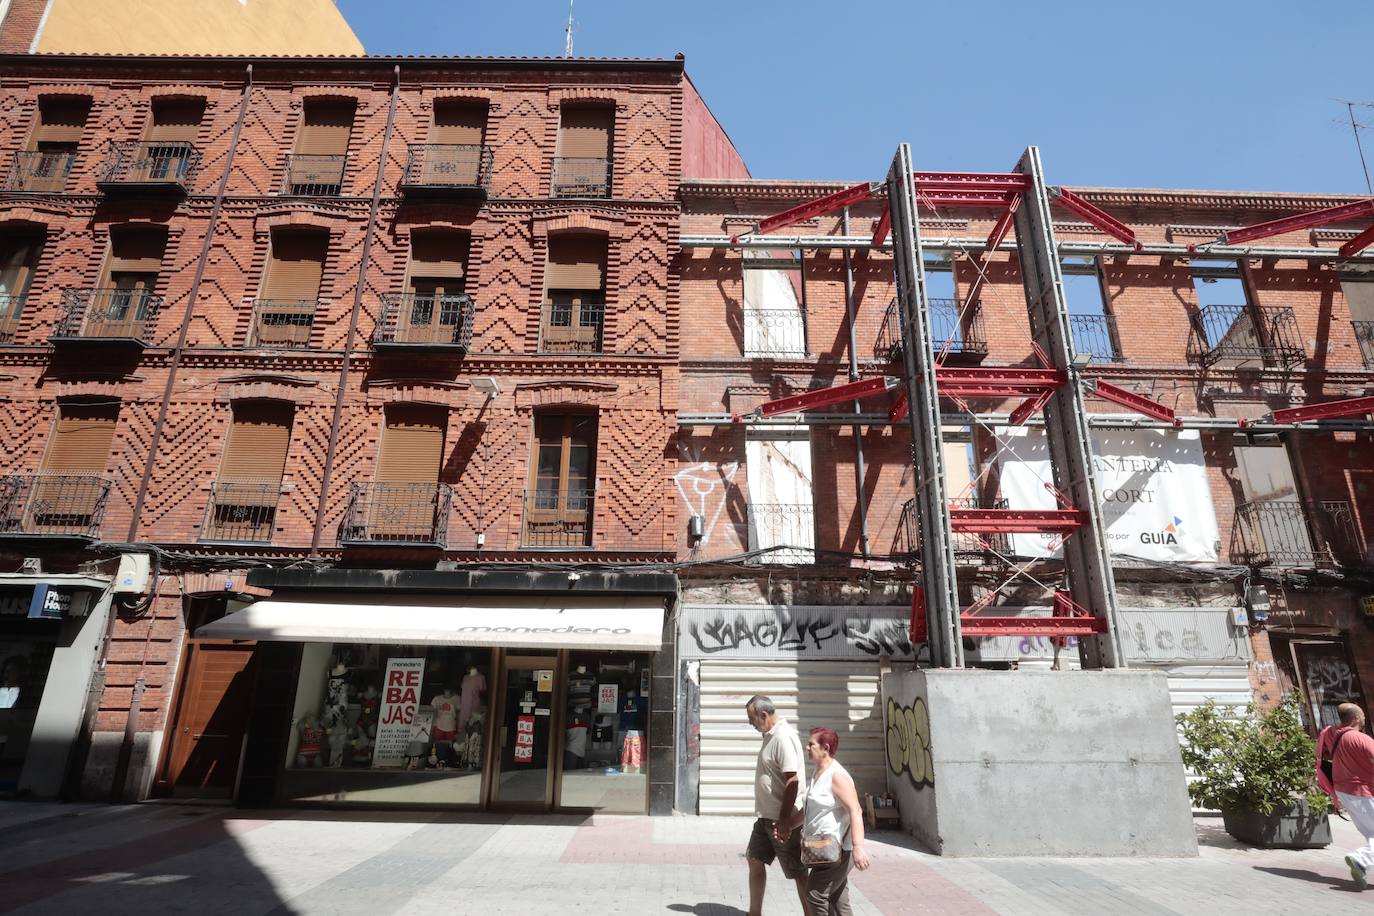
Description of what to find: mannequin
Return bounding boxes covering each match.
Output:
[619,689,645,774]
[564,705,589,770]
[431,686,459,742]
[568,664,595,709]
[463,709,485,770]
[457,665,487,733]
[296,713,324,768]
[323,662,349,729]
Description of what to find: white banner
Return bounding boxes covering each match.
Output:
[996,427,1220,562]
[371,656,426,768]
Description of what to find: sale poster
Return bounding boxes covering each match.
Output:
[371,656,426,768]
[514,714,535,763]
[597,683,618,714]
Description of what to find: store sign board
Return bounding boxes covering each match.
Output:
[371,656,426,768]
[28,584,71,620]
[680,605,917,660]
[514,715,535,762]
[0,585,86,619]
[970,607,1249,665]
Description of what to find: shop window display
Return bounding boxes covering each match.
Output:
[559,651,649,812]
[283,643,490,804]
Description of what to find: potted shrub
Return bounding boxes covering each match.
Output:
[1177,695,1332,848]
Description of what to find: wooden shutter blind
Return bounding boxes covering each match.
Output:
[42,402,119,474]
[430,101,487,146]
[409,233,468,280]
[147,98,205,143]
[557,106,612,159]
[295,99,355,156]
[105,229,166,278]
[377,404,446,482]
[263,231,328,301]
[545,235,606,292]
[219,402,293,483]
[32,96,91,146]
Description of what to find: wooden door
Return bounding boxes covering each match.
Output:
[160,642,256,797]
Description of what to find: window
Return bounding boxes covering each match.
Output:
[0,231,42,343]
[21,96,89,192]
[525,412,596,547]
[1342,271,1374,367]
[746,429,815,564]
[403,231,469,340]
[204,401,293,542]
[347,403,449,543]
[1060,256,1119,362]
[135,97,204,182]
[542,234,607,353]
[287,98,354,194]
[553,105,613,197]
[424,99,488,186]
[253,229,327,347]
[1188,258,1287,364]
[29,400,119,526]
[89,226,165,337]
[741,252,806,358]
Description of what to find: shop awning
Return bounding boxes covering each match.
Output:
[195,594,666,651]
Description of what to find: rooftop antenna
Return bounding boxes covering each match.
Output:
[1332,98,1374,195]
[564,0,575,57]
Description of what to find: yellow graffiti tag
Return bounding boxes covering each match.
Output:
[885,697,934,788]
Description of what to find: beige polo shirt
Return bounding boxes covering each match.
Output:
[754,717,806,820]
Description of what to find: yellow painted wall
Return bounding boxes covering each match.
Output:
[35,0,364,55]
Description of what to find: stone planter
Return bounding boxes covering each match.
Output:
[1222,800,1332,848]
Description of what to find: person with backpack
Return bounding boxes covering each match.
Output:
[1317,702,1374,889]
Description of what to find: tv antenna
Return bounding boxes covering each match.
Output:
[564,0,575,57]
[1333,98,1374,194]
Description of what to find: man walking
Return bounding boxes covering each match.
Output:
[744,695,807,915]
[1321,702,1374,888]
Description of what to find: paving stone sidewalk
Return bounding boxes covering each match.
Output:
[1,802,1371,915]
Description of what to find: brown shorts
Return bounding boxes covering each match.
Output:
[746,817,805,880]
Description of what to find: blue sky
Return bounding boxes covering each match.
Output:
[338,0,1374,194]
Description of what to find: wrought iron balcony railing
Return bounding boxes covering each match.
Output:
[97,141,198,191]
[522,488,594,548]
[747,502,816,565]
[898,496,1012,561]
[200,480,280,543]
[1190,304,1305,368]
[1068,314,1122,363]
[52,288,162,343]
[1353,320,1374,369]
[743,309,807,358]
[249,299,318,349]
[874,297,987,360]
[1232,499,1359,568]
[5,150,77,193]
[0,294,24,345]
[400,144,493,195]
[374,293,474,350]
[340,481,451,548]
[551,157,611,198]
[539,301,605,354]
[282,154,347,196]
[0,474,110,539]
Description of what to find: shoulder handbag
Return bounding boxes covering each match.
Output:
[801,833,842,866]
[1322,728,1350,783]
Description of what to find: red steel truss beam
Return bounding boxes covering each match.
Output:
[757,376,897,417]
[936,366,1066,398]
[1007,390,1053,427]
[1050,188,1139,248]
[1339,223,1374,258]
[740,181,879,240]
[918,190,1018,209]
[959,616,1107,637]
[1087,379,1179,425]
[915,172,1031,192]
[948,508,1087,535]
[962,196,1023,307]
[888,389,909,424]
[1269,395,1374,425]
[1221,198,1374,245]
[871,209,892,247]
[909,586,927,645]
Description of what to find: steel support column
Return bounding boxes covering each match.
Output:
[888,145,962,668]
[1012,147,1125,669]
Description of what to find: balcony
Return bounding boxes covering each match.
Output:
[340,481,451,548]
[539,301,604,354]
[5,150,76,193]
[282,154,347,197]
[1232,499,1359,568]
[1191,304,1304,368]
[743,309,807,358]
[898,496,1011,561]
[551,157,611,198]
[0,474,110,540]
[51,288,162,345]
[96,141,198,194]
[1354,320,1374,368]
[1068,314,1121,363]
[522,489,593,548]
[0,294,24,344]
[374,293,474,351]
[249,299,317,349]
[200,481,280,544]
[874,297,987,361]
[399,144,493,197]
[747,502,815,564]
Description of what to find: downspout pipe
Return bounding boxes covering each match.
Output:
[841,208,871,557]
[311,64,402,552]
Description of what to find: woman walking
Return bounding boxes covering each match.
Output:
[774,727,871,915]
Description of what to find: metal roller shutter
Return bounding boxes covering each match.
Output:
[376,404,446,482]
[410,232,468,280]
[295,99,354,156]
[147,98,205,143]
[219,402,293,483]
[31,96,90,146]
[430,101,486,146]
[42,402,119,473]
[557,106,612,159]
[698,659,886,816]
[263,231,327,301]
[545,235,606,292]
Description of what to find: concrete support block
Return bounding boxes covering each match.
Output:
[882,668,1198,857]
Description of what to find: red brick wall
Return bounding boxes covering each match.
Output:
[0,0,46,53]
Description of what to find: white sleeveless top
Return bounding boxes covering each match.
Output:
[803,761,853,851]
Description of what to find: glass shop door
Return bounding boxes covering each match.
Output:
[486,651,561,809]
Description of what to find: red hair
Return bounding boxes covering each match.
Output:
[809,727,839,756]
